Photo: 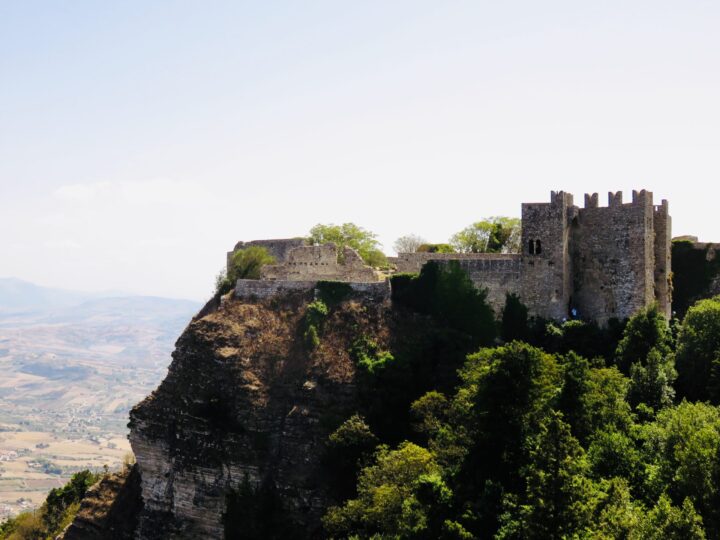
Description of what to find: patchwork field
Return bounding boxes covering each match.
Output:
[0,283,200,520]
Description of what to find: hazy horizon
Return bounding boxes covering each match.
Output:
[2,1,719,300]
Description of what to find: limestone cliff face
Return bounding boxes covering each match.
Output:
[128,291,391,539]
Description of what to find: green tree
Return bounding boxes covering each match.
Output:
[449,217,520,254]
[587,429,642,484]
[325,414,378,500]
[308,223,387,267]
[627,347,676,411]
[500,293,529,342]
[675,296,720,402]
[640,402,720,531]
[391,261,496,346]
[216,246,276,294]
[615,304,673,374]
[417,243,455,253]
[556,353,632,445]
[322,442,444,538]
[448,343,561,536]
[589,478,644,539]
[636,495,706,540]
[497,412,594,539]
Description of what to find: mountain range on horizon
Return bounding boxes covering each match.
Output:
[0,277,201,316]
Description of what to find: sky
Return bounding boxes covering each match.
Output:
[1,1,719,301]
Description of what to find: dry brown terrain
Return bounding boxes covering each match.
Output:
[0,288,199,519]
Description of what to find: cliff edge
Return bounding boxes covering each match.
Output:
[127,288,393,539]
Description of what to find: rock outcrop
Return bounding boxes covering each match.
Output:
[127,289,392,539]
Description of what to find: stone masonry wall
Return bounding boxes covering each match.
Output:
[571,190,656,324]
[389,253,521,313]
[519,191,575,321]
[261,244,382,283]
[227,238,305,269]
[234,279,391,301]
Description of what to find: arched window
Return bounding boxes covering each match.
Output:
[529,239,542,255]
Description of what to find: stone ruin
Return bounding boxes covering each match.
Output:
[261,243,383,282]
[228,240,389,301]
[228,189,672,325]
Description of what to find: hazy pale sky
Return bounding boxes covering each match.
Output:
[2,1,719,301]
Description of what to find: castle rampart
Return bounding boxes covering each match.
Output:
[393,189,671,324]
[234,279,390,301]
[230,188,671,325]
[227,238,305,268]
[261,243,383,283]
[388,253,521,312]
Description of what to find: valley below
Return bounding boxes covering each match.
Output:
[0,280,200,519]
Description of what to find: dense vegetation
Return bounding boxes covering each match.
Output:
[394,217,522,254]
[308,223,388,267]
[0,470,100,540]
[321,263,720,539]
[215,246,276,295]
[672,239,720,317]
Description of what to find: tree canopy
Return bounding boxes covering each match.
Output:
[317,290,720,539]
[449,216,521,254]
[308,223,387,267]
[215,246,276,295]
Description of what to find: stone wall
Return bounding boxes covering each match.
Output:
[520,191,575,320]
[388,253,520,313]
[229,188,671,324]
[227,238,305,269]
[261,244,383,283]
[571,190,656,324]
[234,279,391,301]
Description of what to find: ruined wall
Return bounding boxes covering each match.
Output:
[227,238,305,269]
[520,191,575,320]
[234,279,391,301]
[389,253,521,313]
[261,244,383,283]
[571,190,656,324]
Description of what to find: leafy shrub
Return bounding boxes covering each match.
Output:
[316,281,353,307]
[417,243,455,253]
[391,261,496,346]
[0,470,101,540]
[215,246,276,295]
[676,296,720,402]
[672,239,720,317]
[325,414,378,500]
[308,223,387,267]
[303,300,328,350]
[501,293,529,342]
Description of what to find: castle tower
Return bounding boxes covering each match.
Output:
[571,190,658,323]
[520,191,576,320]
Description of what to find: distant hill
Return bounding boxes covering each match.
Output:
[0,277,100,313]
[0,277,200,320]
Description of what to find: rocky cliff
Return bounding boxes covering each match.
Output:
[126,288,396,539]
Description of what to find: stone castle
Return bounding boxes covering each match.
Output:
[228,189,671,324]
